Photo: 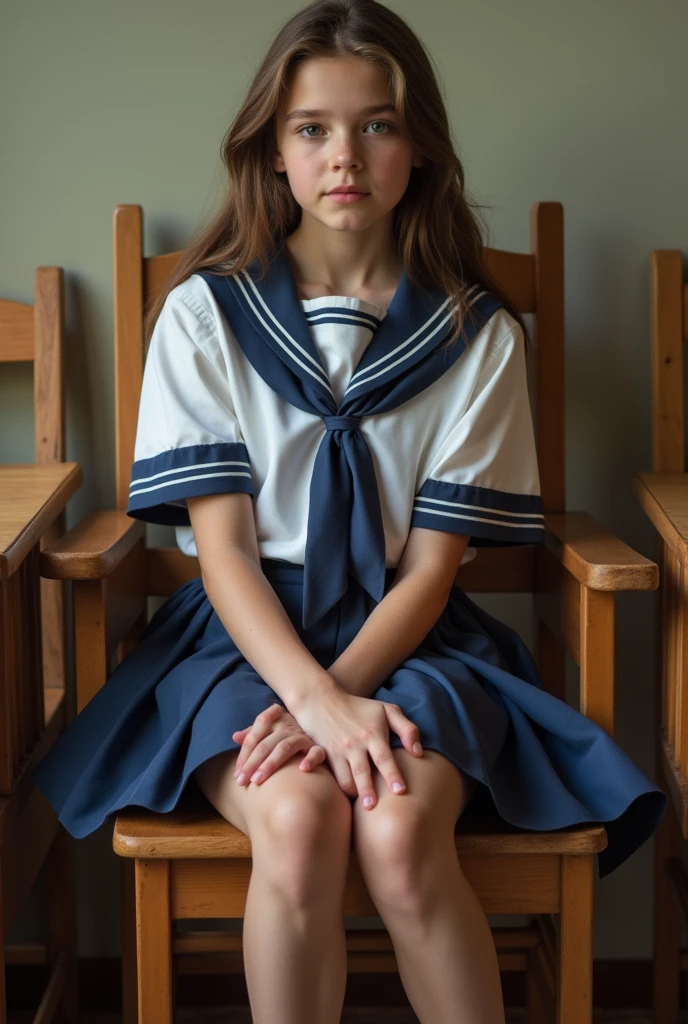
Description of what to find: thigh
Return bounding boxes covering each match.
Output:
[194,749,351,841]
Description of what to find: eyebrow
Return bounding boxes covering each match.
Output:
[284,103,396,122]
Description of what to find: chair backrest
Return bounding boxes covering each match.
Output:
[0,268,65,464]
[113,202,565,596]
[650,250,688,472]
[0,269,66,692]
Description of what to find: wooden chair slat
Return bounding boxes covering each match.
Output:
[651,250,684,472]
[482,248,535,313]
[143,251,182,313]
[33,268,65,464]
[114,205,145,513]
[532,202,565,512]
[0,300,34,361]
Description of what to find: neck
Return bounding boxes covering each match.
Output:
[284,213,403,297]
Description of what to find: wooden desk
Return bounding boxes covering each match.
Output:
[0,463,81,794]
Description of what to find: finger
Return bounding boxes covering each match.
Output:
[329,755,358,798]
[248,734,311,785]
[235,732,281,784]
[298,745,326,771]
[348,752,377,809]
[234,704,282,774]
[232,726,252,744]
[384,704,423,757]
[369,741,407,797]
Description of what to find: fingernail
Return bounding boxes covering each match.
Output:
[413,743,423,755]
[392,782,404,793]
[236,773,246,785]
[251,771,264,783]
[363,796,374,807]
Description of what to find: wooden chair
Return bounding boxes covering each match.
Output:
[0,269,81,1023]
[40,202,659,1024]
[634,249,688,1024]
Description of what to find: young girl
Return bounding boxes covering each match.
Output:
[34,1,666,1021]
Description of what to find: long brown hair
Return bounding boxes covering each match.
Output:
[145,0,526,350]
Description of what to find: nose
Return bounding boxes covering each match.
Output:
[328,131,363,171]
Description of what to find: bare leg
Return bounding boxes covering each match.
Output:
[195,750,351,1024]
[352,749,505,1024]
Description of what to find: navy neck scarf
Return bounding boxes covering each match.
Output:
[199,244,502,630]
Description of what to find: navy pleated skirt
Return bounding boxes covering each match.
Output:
[33,558,666,879]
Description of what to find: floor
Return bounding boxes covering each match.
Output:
[9,1011,685,1023]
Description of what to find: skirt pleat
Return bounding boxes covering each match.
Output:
[33,559,666,879]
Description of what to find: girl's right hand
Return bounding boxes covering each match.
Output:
[293,687,423,809]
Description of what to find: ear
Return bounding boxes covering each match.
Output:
[412,150,424,169]
[273,150,286,173]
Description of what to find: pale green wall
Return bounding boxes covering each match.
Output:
[2,0,686,962]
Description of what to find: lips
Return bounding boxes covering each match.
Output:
[327,187,369,194]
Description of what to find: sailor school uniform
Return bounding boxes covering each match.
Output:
[32,243,667,878]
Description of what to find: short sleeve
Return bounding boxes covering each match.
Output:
[126,284,254,526]
[411,323,544,545]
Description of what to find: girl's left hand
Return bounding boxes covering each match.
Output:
[232,702,327,786]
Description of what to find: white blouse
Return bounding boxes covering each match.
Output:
[127,271,543,573]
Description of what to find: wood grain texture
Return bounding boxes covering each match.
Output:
[557,855,593,1023]
[636,473,688,574]
[579,588,615,737]
[545,511,658,591]
[33,267,65,464]
[73,580,108,714]
[650,250,685,473]
[0,464,81,579]
[40,509,144,580]
[532,201,565,513]
[135,859,173,1024]
[167,854,566,917]
[112,787,606,861]
[114,206,144,513]
[0,299,34,362]
[483,248,535,313]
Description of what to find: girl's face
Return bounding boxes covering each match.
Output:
[273,55,422,234]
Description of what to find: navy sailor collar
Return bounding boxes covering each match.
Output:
[206,241,499,412]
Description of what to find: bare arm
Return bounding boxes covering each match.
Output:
[187,492,340,714]
[327,527,470,699]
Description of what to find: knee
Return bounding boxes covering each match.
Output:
[354,799,451,913]
[255,779,352,903]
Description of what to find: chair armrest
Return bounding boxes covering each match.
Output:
[40,510,145,580]
[544,512,658,592]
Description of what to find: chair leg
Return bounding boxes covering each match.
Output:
[135,859,173,1024]
[526,944,554,1024]
[122,858,139,1024]
[557,855,593,1024]
[653,762,682,1024]
[0,870,7,1024]
[45,825,78,1022]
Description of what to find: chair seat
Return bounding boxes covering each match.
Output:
[113,783,607,859]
